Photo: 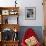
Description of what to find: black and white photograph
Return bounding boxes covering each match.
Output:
[25,7,36,20]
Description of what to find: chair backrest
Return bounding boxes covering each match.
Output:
[23,28,36,41]
[21,28,36,46]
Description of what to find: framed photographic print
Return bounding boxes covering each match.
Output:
[25,7,36,20]
[2,10,9,15]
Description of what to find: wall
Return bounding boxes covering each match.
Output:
[0,0,15,7]
[18,0,44,26]
[0,0,44,26]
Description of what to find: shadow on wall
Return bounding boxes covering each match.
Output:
[18,26,44,44]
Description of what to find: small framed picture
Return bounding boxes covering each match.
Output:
[2,10,9,15]
[25,7,36,20]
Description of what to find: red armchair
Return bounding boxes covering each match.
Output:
[21,28,41,46]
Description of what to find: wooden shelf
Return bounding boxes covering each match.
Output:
[0,24,20,32]
[0,7,19,10]
[2,40,19,42]
[0,40,19,46]
[0,7,19,46]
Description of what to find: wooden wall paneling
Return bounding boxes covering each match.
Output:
[43,0,46,45]
[43,0,46,26]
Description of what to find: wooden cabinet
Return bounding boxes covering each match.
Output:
[0,7,19,46]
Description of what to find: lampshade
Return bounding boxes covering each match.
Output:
[13,28,17,32]
[15,0,17,7]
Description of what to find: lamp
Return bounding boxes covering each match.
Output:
[14,28,17,32]
[15,0,17,7]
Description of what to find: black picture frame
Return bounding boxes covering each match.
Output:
[25,7,36,20]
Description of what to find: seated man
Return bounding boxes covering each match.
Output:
[21,28,41,46]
